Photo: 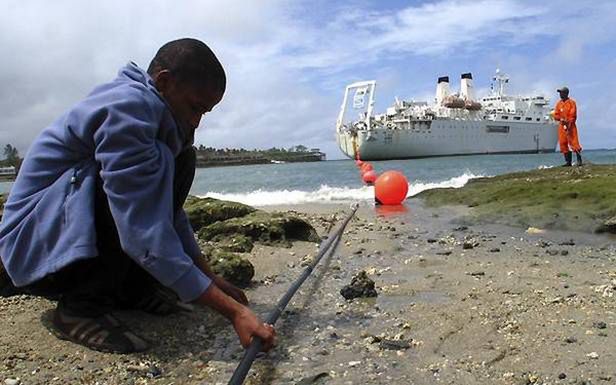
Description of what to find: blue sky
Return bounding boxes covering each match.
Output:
[1,0,615,159]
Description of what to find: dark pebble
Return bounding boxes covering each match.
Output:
[559,239,575,246]
[340,271,378,300]
[538,240,551,248]
[379,339,411,350]
[148,366,162,378]
[427,238,437,243]
[560,250,569,256]
[565,336,577,343]
[489,248,500,253]
[436,251,452,256]
[454,226,468,231]
[593,321,607,329]
[558,373,567,379]
[296,372,330,385]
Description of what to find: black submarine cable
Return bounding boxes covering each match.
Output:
[228,203,360,385]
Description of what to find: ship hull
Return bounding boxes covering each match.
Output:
[336,120,558,160]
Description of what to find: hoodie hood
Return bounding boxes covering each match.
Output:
[117,62,191,151]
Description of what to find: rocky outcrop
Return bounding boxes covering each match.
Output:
[184,196,256,231]
[202,250,255,288]
[197,211,320,247]
[186,196,320,287]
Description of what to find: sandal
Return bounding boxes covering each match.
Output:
[51,308,149,353]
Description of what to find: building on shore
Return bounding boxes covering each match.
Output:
[0,166,16,178]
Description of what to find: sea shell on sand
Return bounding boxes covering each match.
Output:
[525,227,546,234]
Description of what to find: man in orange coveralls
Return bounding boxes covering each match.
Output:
[553,86,582,166]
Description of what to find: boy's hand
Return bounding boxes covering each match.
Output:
[232,307,276,351]
[196,282,274,351]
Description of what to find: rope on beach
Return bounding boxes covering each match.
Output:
[228,203,360,385]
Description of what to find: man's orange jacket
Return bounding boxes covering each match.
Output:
[553,98,582,153]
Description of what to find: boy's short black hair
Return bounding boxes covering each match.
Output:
[148,38,226,93]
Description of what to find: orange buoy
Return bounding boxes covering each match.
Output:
[360,163,373,173]
[362,170,377,185]
[375,171,409,205]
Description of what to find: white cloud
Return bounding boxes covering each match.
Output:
[0,0,615,160]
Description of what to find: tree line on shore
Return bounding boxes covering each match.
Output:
[0,143,323,174]
[195,144,324,161]
[0,144,22,171]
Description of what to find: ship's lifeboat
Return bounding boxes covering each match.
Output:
[443,95,465,108]
[464,100,482,111]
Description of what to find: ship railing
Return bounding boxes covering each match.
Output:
[337,80,376,133]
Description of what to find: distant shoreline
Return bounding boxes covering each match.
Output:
[195,155,325,168]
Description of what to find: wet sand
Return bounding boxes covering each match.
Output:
[2,200,616,385]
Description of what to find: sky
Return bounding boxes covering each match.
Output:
[1,0,615,160]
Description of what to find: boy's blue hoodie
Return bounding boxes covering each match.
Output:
[0,63,211,302]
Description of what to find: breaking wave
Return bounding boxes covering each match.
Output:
[201,172,484,206]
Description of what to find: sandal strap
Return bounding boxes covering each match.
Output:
[52,310,149,353]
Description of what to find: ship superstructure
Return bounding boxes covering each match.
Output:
[335,70,558,160]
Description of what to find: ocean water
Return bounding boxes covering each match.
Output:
[1,150,615,205]
[196,149,616,205]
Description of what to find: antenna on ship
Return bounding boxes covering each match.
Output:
[492,68,509,97]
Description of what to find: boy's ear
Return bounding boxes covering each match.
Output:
[153,69,173,93]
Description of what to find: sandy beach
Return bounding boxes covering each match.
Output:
[1,198,616,385]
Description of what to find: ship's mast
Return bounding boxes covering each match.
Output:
[491,68,509,97]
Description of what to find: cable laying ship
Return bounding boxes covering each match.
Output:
[335,70,558,160]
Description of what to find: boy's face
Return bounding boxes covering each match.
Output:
[155,71,224,141]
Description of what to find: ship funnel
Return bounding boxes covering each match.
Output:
[436,76,450,105]
[460,73,474,101]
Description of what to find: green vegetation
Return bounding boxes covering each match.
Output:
[2,144,20,168]
[416,164,616,233]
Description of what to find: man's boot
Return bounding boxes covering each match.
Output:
[576,152,583,166]
[562,151,572,167]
